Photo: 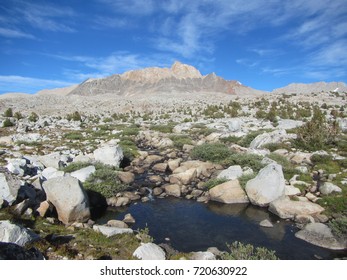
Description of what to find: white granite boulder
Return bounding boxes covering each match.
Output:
[133,243,166,260]
[70,165,96,183]
[93,144,123,167]
[209,180,249,204]
[0,220,39,246]
[217,165,243,180]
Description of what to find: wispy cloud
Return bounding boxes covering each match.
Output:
[0,75,74,94]
[0,27,35,39]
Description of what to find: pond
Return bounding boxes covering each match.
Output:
[98,197,347,260]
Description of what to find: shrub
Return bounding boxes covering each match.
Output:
[223,153,264,173]
[118,138,139,160]
[191,143,233,163]
[4,108,13,117]
[221,241,278,260]
[310,154,333,165]
[67,111,82,122]
[28,112,39,122]
[329,217,347,239]
[84,165,127,198]
[203,178,228,190]
[122,125,140,136]
[14,112,23,120]
[237,130,268,148]
[2,118,14,127]
[150,123,176,133]
[169,135,193,149]
[65,132,84,140]
[238,173,256,188]
[266,153,297,180]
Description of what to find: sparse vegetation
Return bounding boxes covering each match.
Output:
[203,178,228,190]
[2,118,14,127]
[191,143,233,164]
[221,241,278,260]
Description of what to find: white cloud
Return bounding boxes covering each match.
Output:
[0,27,35,39]
[0,75,74,94]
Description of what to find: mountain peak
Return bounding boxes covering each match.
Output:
[171,61,202,79]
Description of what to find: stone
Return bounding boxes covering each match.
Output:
[191,189,203,198]
[43,175,90,225]
[6,158,27,176]
[73,154,92,164]
[290,152,312,165]
[209,180,249,204]
[259,219,274,228]
[144,155,163,165]
[305,193,319,203]
[0,197,3,209]
[153,187,163,196]
[93,144,123,167]
[228,118,242,132]
[13,199,31,216]
[36,201,51,217]
[93,225,133,237]
[152,162,168,173]
[0,172,21,205]
[0,220,39,246]
[190,251,216,260]
[123,213,136,224]
[217,165,243,180]
[37,152,63,169]
[164,184,181,197]
[107,220,129,228]
[245,163,285,207]
[0,242,45,260]
[249,129,296,149]
[41,167,65,180]
[70,165,96,182]
[133,243,166,260]
[320,182,342,195]
[123,191,141,201]
[117,171,135,184]
[294,215,315,224]
[285,185,301,196]
[167,159,182,171]
[106,196,131,207]
[268,197,325,219]
[295,223,346,250]
[169,168,197,185]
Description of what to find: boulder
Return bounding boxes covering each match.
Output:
[0,220,39,246]
[37,152,64,169]
[42,175,90,225]
[70,165,96,182]
[41,167,64,180]
[228,118,242,132]
[285,185,301,196]
[153,187,163,196]
[320,182,342,195]
[36,201,51,217]
[249,130,296,149]
[144,155,163,165]
[107,220,129,228]
[209,180,249,204]
[117,171,135,184]
[169,168,197,185]
[133,243,166,260]
[123,213,136,224]
[6,158,27,176]
[106,196,131,207]
[164,184,181,197]
[0,242,44,260]
[259,219,274,228]
[93,225,133,237]
[93,144,123,167]
[0,172,21,205]
[73,154,93,164]
[268,197,325,219]
[190,251,216,260]
[295,223,346,250]
[167,159,182,172]
[152,163,168,173]
[217,165,243,180]
[245,163,285,207]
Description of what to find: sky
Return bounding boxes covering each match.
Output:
[0,0,347,94]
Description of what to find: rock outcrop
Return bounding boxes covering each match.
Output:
[0,220,39,246]
[209,180,249,204]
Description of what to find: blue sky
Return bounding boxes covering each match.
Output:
[0,0,346,94]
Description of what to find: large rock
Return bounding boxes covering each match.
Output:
[268,197,324,219]
[249,129,296,149]
[209,180,249,204]
[295,223,346,250]
[217,165,243,180]
[169,168,197,185]
[37,152,64,169]
[0,172,21,205]
[190,251,216,260]
[93,144,123,167]
[228,118,242,132]
[42,175,90,224]
[133,243,166,260]
[320,182,342,195]
[6,158,27,176]
[0,242,44,260]
[93,225,133,237]
[41,167,64,180]
[164,184,181,197]
[245,163,285,207]
[70,165,96,182]
[116,171,135,184]
[0,220,39,246]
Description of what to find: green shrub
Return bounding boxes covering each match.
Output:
[238,173,256,188]
[65,132,84,140]
[84,166,127,198]
[169,135,193,149]
[2,118,14,127]
[223,153,264,173]
[318,195,347,215]
[191,143,233,163]
[267,153,297,180]
[4,108,13,117]
[67,111,82,122]
[203,178,228,190]
[310,154,333,165]
[122,126,140,136]
[14,112,23,120]
[150,123,176,133]
[262,142,290,152]
[238,130,268,147]
[221,241,278,260]
[28,112,39,122]
[329,217,347,239]
[118,138,139,160]
[220,135,243,144]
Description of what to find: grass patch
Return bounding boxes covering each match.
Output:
[169,135,193,149]
[329,216,347,239]
[221,241,278,260]
[223,154,264,173]
[150,123,176,133]
[62,162,92,173]
[64,132,84,140]
[238,173,256,188]
[191,143,233,164]
[318,195,347,216]
[118,138,139,161]
[262,142,291,152]
[204,178,229,190]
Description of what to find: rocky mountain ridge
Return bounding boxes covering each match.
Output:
[68,61,265,96]
[272,81,347,94]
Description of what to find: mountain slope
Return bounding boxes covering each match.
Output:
[69,61,265,96]
[272,81,347,94]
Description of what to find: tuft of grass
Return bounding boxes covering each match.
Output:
[221,241,278,260]
[204,178,229,190]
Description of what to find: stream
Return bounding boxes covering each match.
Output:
[98,197,347,260]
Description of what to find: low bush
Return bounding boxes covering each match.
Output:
[150,123,176,133]
[191,143,233,164]
[318,195,347,216]
[2,118,14,127]
[223,153,264,173]
[238,173,256,188]
[329,217,347,239]
[62,162,92,173]
[65,132,84,140]
[169,135,193,149]
[203,178,228,190]
[221,241,278,260]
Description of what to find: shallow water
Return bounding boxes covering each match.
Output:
[98,197,347,260]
